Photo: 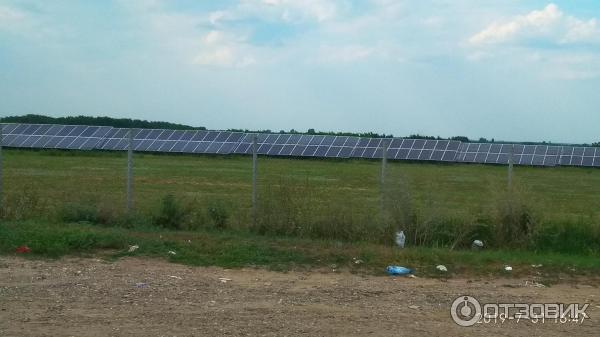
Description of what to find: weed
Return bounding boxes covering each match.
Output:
[0,186,45,220]
[207,201,229,229]
[491,187,537,248]
[153,194,188,230]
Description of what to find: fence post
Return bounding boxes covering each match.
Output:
[0,126,3,214]
[127,129,134,213]
[252,134,258,225]
[380,139,389,218]
[508,144,514,190]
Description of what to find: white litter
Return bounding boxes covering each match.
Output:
[168,250,176,255]
[168,275,182,280]
[472,240,484,249]
[504,266,513,272]
[219,277,232,283]
[128,245,139,252]
[524,280,546,288]
[436,265,448,272]
[395,231,406,248]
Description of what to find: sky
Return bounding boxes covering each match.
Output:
[0,1,599,143]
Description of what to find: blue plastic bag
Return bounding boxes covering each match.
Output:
[386,266,414,276]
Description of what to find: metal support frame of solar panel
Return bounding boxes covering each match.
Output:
[1,123,111,150]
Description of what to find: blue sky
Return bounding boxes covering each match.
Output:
[1,1,599,143]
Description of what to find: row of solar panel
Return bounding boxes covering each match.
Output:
[457,143,600,167]
[2,123,600,167]
[0,124,461,161]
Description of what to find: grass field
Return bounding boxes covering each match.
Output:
[3,148,600,219]
[1,148,600,268]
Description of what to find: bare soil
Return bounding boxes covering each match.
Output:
[1,256,598,337]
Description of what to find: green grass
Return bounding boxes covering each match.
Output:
[3,148,599,221]
[1,148,600,265]
[1,221,599,278]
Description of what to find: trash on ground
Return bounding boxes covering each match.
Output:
[168,275,182,280]
[219,277,232,283]
[472,240,484,250]
[504,266,513,272]
[436,265,448,272]
[128,245,139,253]
[386,266,414,276]
[135,282,148,288]
[408,305,420,310]
[168,250,176,255]
[524,280,546,288]
[395,231,406,248]
[531,264,543,268]
[352,258,363,265]
[15,246,31,254]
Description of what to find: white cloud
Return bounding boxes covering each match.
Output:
[116,1,257,68]
[204,30,225,45]
[469,4,599,45]
[194,30,256,67]
[0,5,26,24]
[0,5,32,34]
[260,0,337,22]
[562,18,599,43]
[193,46,255,67]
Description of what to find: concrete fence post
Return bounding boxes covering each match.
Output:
[127,129,134,213]
[252,134,258,225]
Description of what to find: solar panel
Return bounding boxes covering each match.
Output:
[170,140,187,152]
[291,145,306,156]
[2,123,600,168]
[304,145,318,156]
[268,144,284,156]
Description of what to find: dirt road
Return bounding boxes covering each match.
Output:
[0,256,598,336]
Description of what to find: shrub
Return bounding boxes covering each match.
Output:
[153,194,188,230]
[58,200,135,227]
[491,188,537,248]
[207,201,229,229]
[60,202,99,223]
[531,220,600,254]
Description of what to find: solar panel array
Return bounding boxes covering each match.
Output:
[1,123,599,167]
[456,143,600,167]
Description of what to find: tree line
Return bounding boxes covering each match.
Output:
[0,114,206,131]
[2,114,597,146]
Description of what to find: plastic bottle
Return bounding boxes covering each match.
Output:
[395,231,406,248]
[386,266,414,276]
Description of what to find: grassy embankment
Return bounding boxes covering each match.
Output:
[1,149,599,276]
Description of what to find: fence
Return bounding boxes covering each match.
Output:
[1,123,600,234]
[0,125,523,222]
